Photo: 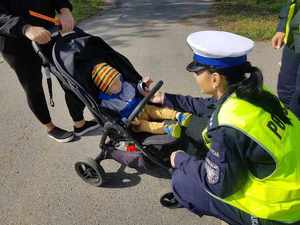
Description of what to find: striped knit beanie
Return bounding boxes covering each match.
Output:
[91,62,121,93]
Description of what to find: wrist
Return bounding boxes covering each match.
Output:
[161,92,165,104]
[22,24,31,36]
[59,8,71,15]
[172,150,186,168]
[137,81,146,95]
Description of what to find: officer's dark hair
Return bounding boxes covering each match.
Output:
[207,62,291,125]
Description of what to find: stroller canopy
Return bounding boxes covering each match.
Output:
[52,28,143,98]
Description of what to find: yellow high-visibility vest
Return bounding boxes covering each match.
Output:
[202,93,300,223]
[284,0,297,44]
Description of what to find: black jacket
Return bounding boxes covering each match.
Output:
[0,0,72,53]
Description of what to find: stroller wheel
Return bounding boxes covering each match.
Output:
[75,158,105,187]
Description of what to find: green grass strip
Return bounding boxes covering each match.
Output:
[71,0,104,21]
[213,0,287,40]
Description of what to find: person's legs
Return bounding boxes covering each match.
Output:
[58,80,99,136]
[131,118,182,138]
[277,46,300,107]
[143,104,177,121]
[171,166,297,225]
[63,87,85,123]
[289,63,300,119]
[171,167,252,225]
[143,105,192,127]
[2,52,74,142]
[131,120,165,134]
[132,106,182,137]
[2,52,52,125]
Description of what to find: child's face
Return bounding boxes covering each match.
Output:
[107,76,122,95]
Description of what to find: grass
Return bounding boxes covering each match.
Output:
[71,0,104,21]
[213,0,287,40]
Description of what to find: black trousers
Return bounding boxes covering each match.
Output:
[278,45,300,119]
[2,45,85,125]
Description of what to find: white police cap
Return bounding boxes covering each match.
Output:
[186,31,254,72]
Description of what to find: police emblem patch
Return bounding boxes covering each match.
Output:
[205,158,220,184]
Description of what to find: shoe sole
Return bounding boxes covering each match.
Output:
[74,124,100,136]
[48,133,75,143]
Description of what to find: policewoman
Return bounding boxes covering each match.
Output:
[272,0,300,119]
[158,31,300,225]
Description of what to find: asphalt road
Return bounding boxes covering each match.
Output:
[0,0,282,225]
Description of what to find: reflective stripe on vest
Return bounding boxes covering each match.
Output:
[285,0,297,44]
[202,93,300,223]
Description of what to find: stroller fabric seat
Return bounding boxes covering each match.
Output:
[52,28,143,100]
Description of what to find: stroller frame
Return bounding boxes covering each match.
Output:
[33,27,175,187]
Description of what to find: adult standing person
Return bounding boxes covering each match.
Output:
[272,0,300,119]
[157,31,300,225]
[0,0,99,142]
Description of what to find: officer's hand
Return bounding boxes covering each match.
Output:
[272,32,285,49]
[150,91,165,104]
[170,150,184,168]
[58,8,75,33]
[24,25,51,44]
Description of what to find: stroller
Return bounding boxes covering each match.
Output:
[33,27,188,187]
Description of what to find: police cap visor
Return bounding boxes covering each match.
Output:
[186,61,207,72]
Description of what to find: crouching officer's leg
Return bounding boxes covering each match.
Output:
[172,166,300,225]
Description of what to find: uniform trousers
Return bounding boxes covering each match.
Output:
[171,158,300,225]
[278,45,300,119]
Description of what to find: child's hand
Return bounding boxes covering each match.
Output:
[138,77,153,96]
[142,76,153,91]
[131,118,141,126]
[130,118,144,133]
[143,76,153,87]
[150,92,164,104]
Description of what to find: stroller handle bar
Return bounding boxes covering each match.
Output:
[126,80,164,124]
[31,25,62,65]
[31,25,62,108]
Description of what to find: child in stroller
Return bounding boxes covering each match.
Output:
[32,26,206,187]
[90,62,192,139]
